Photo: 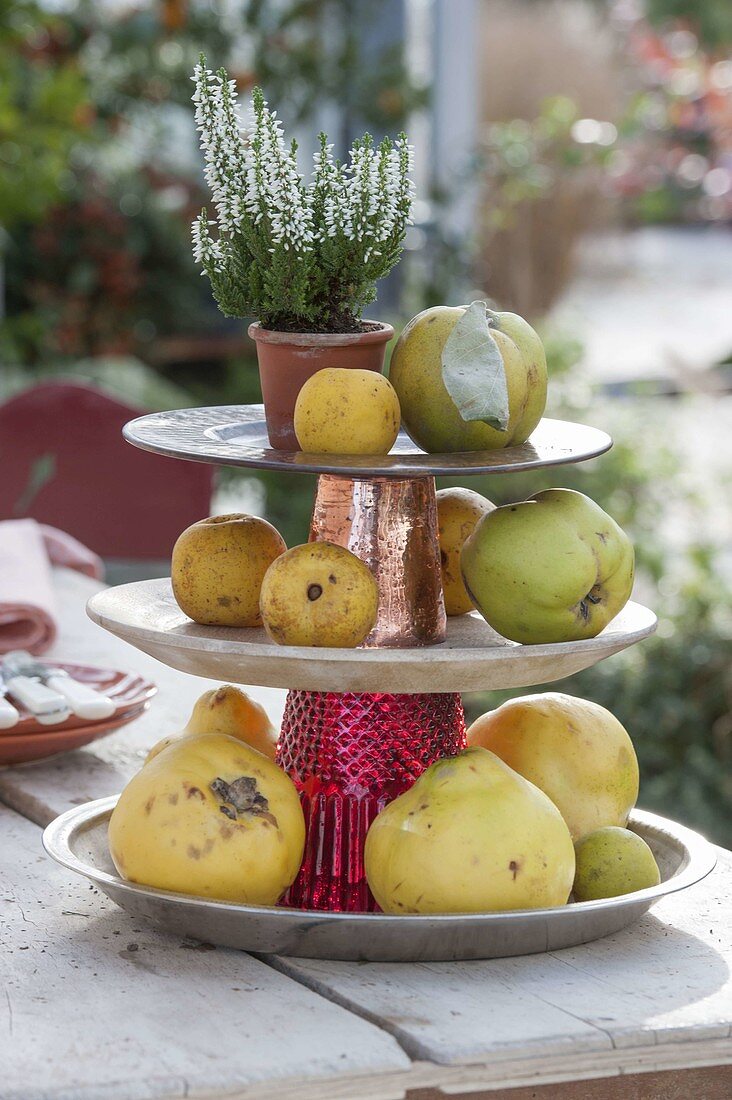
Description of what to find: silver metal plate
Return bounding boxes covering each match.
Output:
[43,799,716,962]
[123,406,612,478]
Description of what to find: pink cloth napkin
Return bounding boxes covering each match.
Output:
[0,519,103,655]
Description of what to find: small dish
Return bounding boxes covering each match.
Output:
[0,703,149,766]
[3,663,156,735]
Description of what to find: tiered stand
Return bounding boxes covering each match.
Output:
[73,405,714,958]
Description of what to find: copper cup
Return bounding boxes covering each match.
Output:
[309,474,446,647]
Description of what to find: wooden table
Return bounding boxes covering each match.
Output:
[1,570,730,1100]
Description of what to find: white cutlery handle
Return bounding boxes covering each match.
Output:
[46,676,115,721]
[5,675,67,715]
[35,707,72,726]
[0,695,20,729]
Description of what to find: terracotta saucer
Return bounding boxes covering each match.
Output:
[6,662,156,734]
[0,703,149,767]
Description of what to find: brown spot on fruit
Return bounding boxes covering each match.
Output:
[186,786,205,801]
[210,775,275,825]
[168,793,179,806]
[509,860,520,879]
[144,796,155,815]
[307,583,323,601]
[217,596,231,607]
[187,845,201,860]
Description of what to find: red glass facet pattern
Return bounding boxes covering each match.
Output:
[277,689,466,912]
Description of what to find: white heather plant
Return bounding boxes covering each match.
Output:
[191,57,415,333]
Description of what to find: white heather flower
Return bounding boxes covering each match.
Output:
[243,88,313,251]
[191,212,224,272]
[395,133,416,225]
[190,58,415,326]
[315,139,351,240]
[345,136,381,245]
[373,134,415,244]
[192,61,250,234]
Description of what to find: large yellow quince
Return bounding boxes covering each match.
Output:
[468,692,639,841]
[109,733,304,905]
[365,746,574,913]
[146,685,278,764]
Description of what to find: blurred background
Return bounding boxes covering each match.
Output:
[1,0,730,842]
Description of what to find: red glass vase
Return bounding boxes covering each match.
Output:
[277,689,466,912]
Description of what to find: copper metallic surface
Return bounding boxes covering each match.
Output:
[309,474,446,648]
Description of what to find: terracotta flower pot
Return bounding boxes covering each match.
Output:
[248,321,395,451]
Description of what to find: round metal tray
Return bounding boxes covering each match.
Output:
[87,580,657,694]
[123,405,612,477]
[43,798,716,962]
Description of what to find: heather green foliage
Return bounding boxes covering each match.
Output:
[192,59,414,333]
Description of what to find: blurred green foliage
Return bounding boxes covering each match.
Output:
[476,96,616,317]
[645,0,732,49]
[0,1,91,228]
[480,97,615,234]
[243,0,427,130]
[0,0,425,364]
[2,170,209,364]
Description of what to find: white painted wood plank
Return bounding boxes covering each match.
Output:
[0,569,286,827]
[272,853,732,1068]
[0,804,410,1100]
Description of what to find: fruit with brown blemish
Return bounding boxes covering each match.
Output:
[146,685,278,764]
[364,746,575,913]
[294,367,400,455]
[259,541,378,647]
[573,826,660,901]
[109,733,305,904]
[171,514,286,627]
[460,488,634,643]
[388,305,547,453]
[468,692,639,841]
[435,487,495,615]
